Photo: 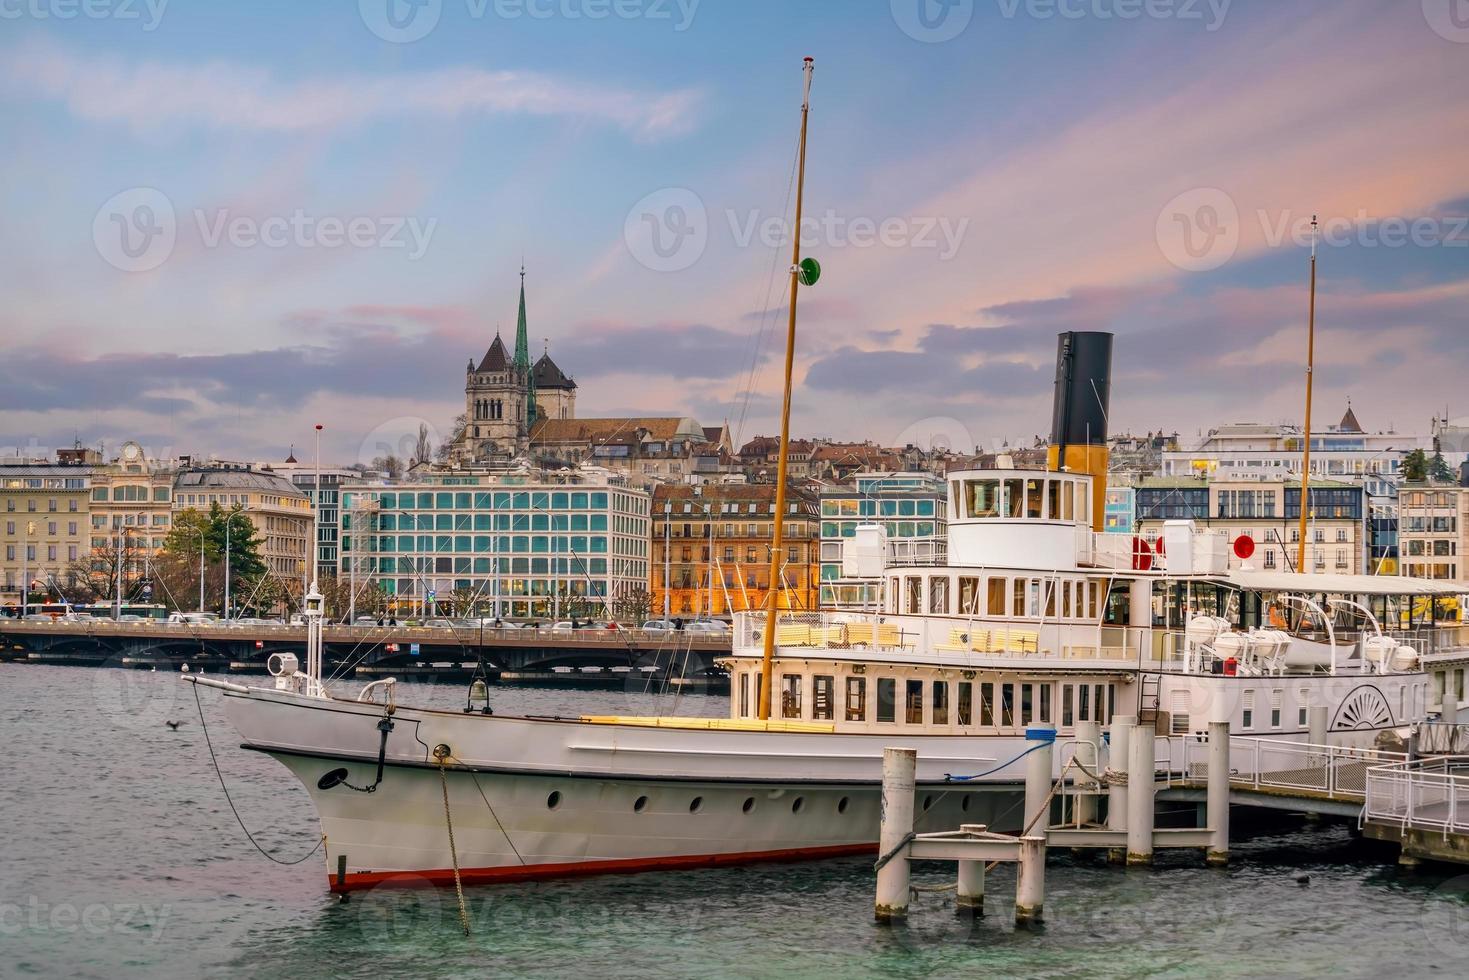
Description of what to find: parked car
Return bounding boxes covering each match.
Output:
[642,619,678,632]
[167,612,220,625]
[685,620,731,635]
[422,618,456,629]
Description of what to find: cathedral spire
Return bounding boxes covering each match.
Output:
[515,264,536,430]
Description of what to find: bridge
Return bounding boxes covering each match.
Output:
[0,619,730,683]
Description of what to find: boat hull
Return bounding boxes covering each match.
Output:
[222,688,1027,891]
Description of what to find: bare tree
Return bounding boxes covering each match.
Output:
[370,454,404,479]
[413,423,433,466]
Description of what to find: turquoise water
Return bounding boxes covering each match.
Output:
[4,662,1469,979]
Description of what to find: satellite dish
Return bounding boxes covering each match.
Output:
[797,257,821,286]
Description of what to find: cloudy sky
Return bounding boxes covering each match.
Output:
[2,0,1466,466]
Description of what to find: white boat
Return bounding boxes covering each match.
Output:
[184,62,1469,893]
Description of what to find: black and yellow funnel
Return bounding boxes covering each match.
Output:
[1046,331,1113,531]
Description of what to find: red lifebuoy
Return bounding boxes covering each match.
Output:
[1223,657,1238,676]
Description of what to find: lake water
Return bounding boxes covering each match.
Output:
[4,662,1469,979]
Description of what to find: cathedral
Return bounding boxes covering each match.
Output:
[458,269,576,461]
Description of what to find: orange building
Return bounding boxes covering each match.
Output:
[650,483,819,618]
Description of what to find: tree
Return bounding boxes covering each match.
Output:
[1430,450,1454,483]
[158,505,268,613]
[1402,449,1429,483]
[413,423,433,466]
[63,531,147,605]
[611,584,652,625]
[371,454,404,479]
[436,413,468,463]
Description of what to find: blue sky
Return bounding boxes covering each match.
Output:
[2,0,1467,464]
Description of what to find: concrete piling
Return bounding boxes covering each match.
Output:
[1126,727,1155,865]
[1023,727,1057,834]
[875,746,916,922]
[1206,721,1230,866]
[1106,715,1135,864]
[1074,720,1101,826]
[956,854,985,917]
[1015,835,1046,924]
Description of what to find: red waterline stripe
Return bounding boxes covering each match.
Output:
[329,842,878,892]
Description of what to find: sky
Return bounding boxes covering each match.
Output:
[2,0,1467,467]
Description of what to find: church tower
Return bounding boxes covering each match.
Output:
[458,267,572,461]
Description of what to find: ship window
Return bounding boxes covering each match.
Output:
[813,675,835,721]
[1001,683,1016,728]
[1020,683,1034,726]
[1096,684,1108,723]
[905,577,922,614]
[1044,581,1057,619]
[1270,690,1282,728]
[980,682,994,726]
[846,676,867,721]
[958,577,980,614]
[1030,581,1042,618]
[1078,683,1091,721]
[1076,484,1089,524]
[905,680,924,724]
[932,681,949,725]
[967,479,1001,518]
[1062,684,1074,727]
[1089,581,1101,619]
[987,577,1007,616]
[1062,581,1072,618]
[929,576,949,614]
[958,682,973,725]
[1298,690,1309,727]
[1040,684,1052,724]
[877,678,896,723]
[781,674,803,719]
[1026,480,1044,519]
[1047,480,1063,520]
[1005,479,1025,518]
[889,578,900,612]
[1242,690,1255,729]
[1062,481,1075,521]
[1013,579,1026,618]
[739,672,750,717]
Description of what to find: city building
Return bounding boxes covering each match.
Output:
[650,483,819,618]
[0,455,94,604]
[340,466,650,620]
[530,416,710,485]
[1102,484,1136,535]
[88,441,175,571]
[173,467,311,589]
[268,454,380,584]
[818,472,947,610]
[1135,476,1367,574]
[1399,484,1468,582]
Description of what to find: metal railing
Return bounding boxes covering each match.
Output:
[1365,757,1469,836]
[1166,734,1406,800]
[1415,723,1469,757]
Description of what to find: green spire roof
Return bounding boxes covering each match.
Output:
[515,265,536,428]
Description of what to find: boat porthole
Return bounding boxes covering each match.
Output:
[547,791,562,810]
[837,797,849,814]
[689,796,703,813]
[634,795,649,813]
[960,796,970,812]
[792,797,805,814]
[922,795,934,810]
[742,797,756,813]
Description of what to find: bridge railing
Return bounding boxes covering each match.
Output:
[1166,734,1406,800]
[1365,757,1469,836]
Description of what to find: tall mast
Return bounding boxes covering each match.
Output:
[759,57,814,721]
[1296,215,1318,574]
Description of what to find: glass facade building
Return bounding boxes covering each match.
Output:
[340,472,649,620]
[819,472,947,610]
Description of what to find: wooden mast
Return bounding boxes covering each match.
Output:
[1296,214,1318,574]
[759,57,814,721]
